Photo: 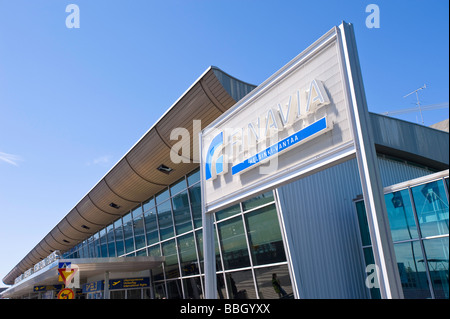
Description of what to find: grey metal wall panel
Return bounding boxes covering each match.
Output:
[276,156,436,298]
[277,159,367,298]
[378,155,436,187]
[370,113,449,167]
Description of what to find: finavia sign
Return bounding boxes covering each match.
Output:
[201,26,356,213]
[205,79,331,181]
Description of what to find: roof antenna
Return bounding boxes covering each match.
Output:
[403,84,427,125]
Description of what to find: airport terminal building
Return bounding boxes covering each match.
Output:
[1,23,448,299]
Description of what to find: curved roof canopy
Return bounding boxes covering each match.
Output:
[3,67,255,285]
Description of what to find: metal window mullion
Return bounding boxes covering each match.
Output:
[214,213,228,299]
[140,208,149,255]
[186,183,204,296]
[129,210,137,254]
[408,187,435,299]
[273,189,300,299]
[240,203,259,299]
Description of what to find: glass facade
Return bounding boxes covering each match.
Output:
[356,175,449,299]
[62,168,293,299]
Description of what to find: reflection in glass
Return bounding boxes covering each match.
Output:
[411,180,449,237]
[110,290,125,299]
[123,212,135,253]
[255,265,293,299]
[144,208,159,245]
[107,224,117,257]
[178,233,199,276]
[182,277,203,299]
[423,238,449,299]
[216,203,241,221]
[362,247,381,299]
[148,245,164,282]
[394,241,431,299]
[127,289,141,299]
[157,200,174,240]
[188,184,202,228]
[196,229,222,272]
[133,210,146,250]
[355,201,372,247]
[244,204,286,265]
[170,177,187,196]
[225,270,256,299]
[99,228,108,257]
[385,190,418,241]
[172,190,192,234]
[242,191,274,211]
[217,217,251,270]
[143,197,154,212]
[167,279,182,299]
[162,239,179,279]
[156,188,170,204]
[187,168,200,186]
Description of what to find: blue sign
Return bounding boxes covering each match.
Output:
[82,280,104,293]
[231,117,328,175]
[58,262,71,269]
[34,284,64,292]
[82,277,150,293]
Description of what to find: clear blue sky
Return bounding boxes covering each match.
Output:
[0,0,448,286]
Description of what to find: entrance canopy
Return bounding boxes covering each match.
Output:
[1,256,164,299]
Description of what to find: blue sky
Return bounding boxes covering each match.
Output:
[0,0,448,286]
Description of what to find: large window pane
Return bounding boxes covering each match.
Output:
[244,204,286,265]
[411,180,449,237]
[182,277,203,299]
[148,245,164,282]
[172,190,192,234]
[123,212,135,253]
[178,233,199,276]
[187,168,200,186]
[255,264,293,299]
[94,233,101,258]
[162,239,179,279]
[107,224,117,257]
[156,188,170,204]
[133,210,146,250]
[423,238,449,299]
[225,270,256,299]
[355,201,372,247]
[216,203,241,221]
[143,197,154,212]
[362,247,381,299]
[385,190,419,242]
[99,229,108,257]
[217,216,250,270]
[170,177,187,196]
[157,200,174,240]
[167,279,182,299]
[242,191,274,211]
[188,184,202,229]
[394,241,431,299]
[196,229,222,272]
[144,208,159,245]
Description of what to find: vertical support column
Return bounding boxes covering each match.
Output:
[148,269,155,299]
[338,22,404,299]
[104,271,110,299]
[202,209,217,299]
[200,130,217,299]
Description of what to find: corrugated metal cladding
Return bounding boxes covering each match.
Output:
[276,156,436,298]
